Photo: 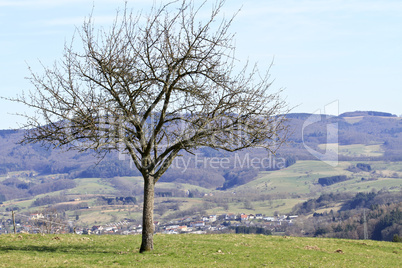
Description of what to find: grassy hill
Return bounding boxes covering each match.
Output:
[0,174,214,226]
[235,159,402,196]
[1,157,401,227]
[0,234,400,267]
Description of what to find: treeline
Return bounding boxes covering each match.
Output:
[356,163,372,171]
[28,179,76,196]
[347,163,372,173]
[154,200,183,216]
[219,168,259,190]
[293,191,402,216]
[0,177,76,202]
[98,196,137,205]
[318,175,350,186]
[288,191,402,242]
[31,195,70,207]
[2,178,32,189]
[50,202,89,214]
[232,226,272,235]
[339,111,396,117]
[341,191,402,210]
[292,192,353,215]
[155,188,194,198]
[0,184,30,202]
[371,205,402,240]
[78,159,140,178]
[288,202,402,242]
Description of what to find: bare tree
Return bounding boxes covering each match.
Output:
[9,0,288,252]
[30,208,65,234]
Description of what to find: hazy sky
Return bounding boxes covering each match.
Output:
[1,0,401,129]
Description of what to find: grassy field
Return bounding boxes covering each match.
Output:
[225,159,402,217]
[233,160,348,197]
[203,198,302,217]
[67,178,117,195]
[318,143,385,157]
[235,160,402,195]
[0,234,400,267]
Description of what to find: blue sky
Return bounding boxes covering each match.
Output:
[1,0,401,129]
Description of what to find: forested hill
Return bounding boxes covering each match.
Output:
[339,111,397,117]
[0,111,401,189]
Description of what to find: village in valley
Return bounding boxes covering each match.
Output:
[2,211,298,236]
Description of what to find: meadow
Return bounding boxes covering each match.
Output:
[0,234,400,267]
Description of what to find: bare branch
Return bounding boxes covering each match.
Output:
[6,0,289,252]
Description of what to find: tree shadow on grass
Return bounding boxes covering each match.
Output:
[0,244,116,255]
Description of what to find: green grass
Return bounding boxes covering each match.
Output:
[110,176,212,194]
[204,198,302,216]
[0,234,400,267]
[318,143,385,157]
[370,161,402,172]
[235,160,402,196]
[67,178,117,195]
[235,160,354,195]
[227,160,402,217]
[1,190,75,212]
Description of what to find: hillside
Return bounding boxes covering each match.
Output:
[0,111,401,190]
[0,111,401,241]
[1,156,401,237]
[0,234,400,267]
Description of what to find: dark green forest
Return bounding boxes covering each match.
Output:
[289,191,402,242]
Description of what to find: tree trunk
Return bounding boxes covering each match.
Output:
[140,175,155,253]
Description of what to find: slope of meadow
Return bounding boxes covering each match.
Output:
[0,234,400,267]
